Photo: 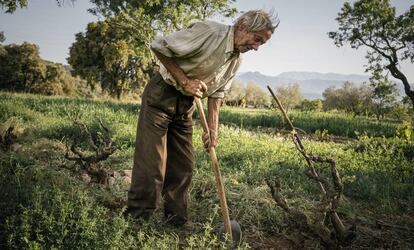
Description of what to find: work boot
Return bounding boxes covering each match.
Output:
[166,217,196,231]
[165,213,189,227]
[124,207,152,221]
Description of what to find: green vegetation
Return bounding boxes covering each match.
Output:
[0,42,88,97]
[0,0,28,13]
[218,106,402,138]
[1,92,413,249]
[321,80,410,121]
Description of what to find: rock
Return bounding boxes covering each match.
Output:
[121,176,131,185]
[81,173,91,184]
[107,176,116,186]
[113,171,121,178]
[121,170,132,177]
[10,143,22,152]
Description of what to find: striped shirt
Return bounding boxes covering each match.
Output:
[151,21,242,98]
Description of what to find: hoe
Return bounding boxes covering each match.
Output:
[195,97,242,246]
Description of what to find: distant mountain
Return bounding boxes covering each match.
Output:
[276,71,369,82]
[235,71,371,99]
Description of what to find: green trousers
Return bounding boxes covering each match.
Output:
[127,73,195,224]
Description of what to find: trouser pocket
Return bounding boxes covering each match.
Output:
[145,74,166,107]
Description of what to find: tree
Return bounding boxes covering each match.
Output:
[244,81,270,108]
[88,0,237,32]
[225,80,245,107]
[369,68,399,120]
[0,32,5,56]
[0,42,46,92]
[68,9,155,99]
[322,81,372,115]
[0,42,81,95]
[322,86,340,111]
[329,0,414,109]
[0,0,72,13]
[273,83,303,112]
[0,0,27,13]
[30,63,79,96]
[0,31,5,43]
[299,99,323,112]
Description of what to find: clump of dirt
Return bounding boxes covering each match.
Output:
[241,207,413,249]
[344,209,414,249]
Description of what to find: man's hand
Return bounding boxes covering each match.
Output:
[182,79,207,98]
[202,129,218,150]
[202,97,221,151]
[150,48,207,98]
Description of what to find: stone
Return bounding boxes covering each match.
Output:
[113,171,121,178]
[107,176,116,186]
[81,173,91,184]
[10,143,22,152]
[121,170,132,177]
[121,176,131,185]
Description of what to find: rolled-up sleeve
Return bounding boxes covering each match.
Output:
[209,76,234,98]
[209,57,242,98]
[151,22,214,58]
[209,90,225,99]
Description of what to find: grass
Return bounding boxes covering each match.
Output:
[217,106,401,138]
[0,91,413,249]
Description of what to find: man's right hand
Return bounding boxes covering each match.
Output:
[181,79,207,98]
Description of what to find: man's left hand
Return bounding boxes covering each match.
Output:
[202,129,218,150]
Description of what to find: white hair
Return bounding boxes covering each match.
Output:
[234,9,280,33]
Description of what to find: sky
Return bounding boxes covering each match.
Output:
[1,0,413,79]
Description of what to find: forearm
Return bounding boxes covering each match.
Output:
[151,48,206,97]
[207,97,222,134]
[151,48,189,85]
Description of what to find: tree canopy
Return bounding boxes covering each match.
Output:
[226,80,246,107]
[329,0,414,109]
[0,42,82,95]
[298,99,323,112]
[0,31,5,43]
[369,67,399,119]
[274,83,303,112]
[0,42,46,92]
[0,0,27,13]
[245,81,270,108]
[68,9,157,99]
[0,0,72,13]
[88,0,236,32]
[323,81,372,115]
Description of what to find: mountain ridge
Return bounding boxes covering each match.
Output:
[235,71,371,99]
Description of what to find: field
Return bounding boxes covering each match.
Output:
[0,92,413,249]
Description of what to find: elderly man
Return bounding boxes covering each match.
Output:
[127,10,279,225]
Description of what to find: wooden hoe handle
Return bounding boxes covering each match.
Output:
[195,97,233,240]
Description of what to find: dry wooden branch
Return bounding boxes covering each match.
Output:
[267,85,356,247]
[266,179,337,248]
[1,125,17,151]
[375,219,413,232]
[64,120,117,184]
[265,179,290,213]
[74,120,98,151]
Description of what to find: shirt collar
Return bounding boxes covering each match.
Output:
[225,25,235,54]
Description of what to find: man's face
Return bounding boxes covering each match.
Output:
[234,26,273,54]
